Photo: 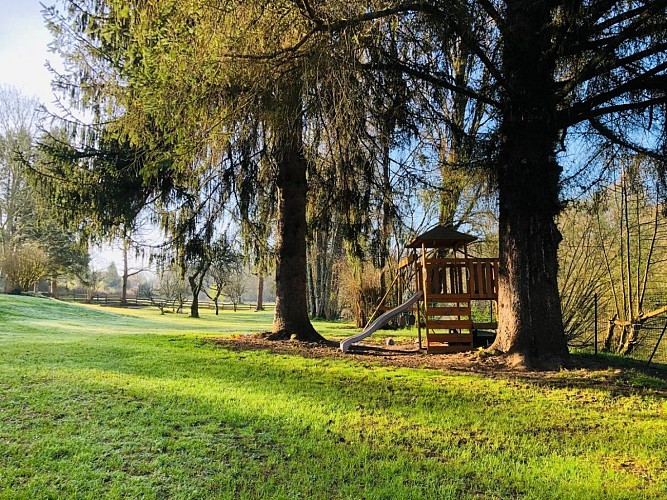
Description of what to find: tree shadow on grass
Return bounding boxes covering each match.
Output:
[208,336,667,397]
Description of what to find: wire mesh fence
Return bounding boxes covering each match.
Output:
[567,293,667,369]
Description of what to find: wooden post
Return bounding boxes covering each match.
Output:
[647,320,667,367]
[397,270,402,306]
[362,273,401,330]
[421,243,429,343]
[414,249,423,350]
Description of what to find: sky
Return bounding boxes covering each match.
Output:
[0,1,148,271]
[0,0,58,106]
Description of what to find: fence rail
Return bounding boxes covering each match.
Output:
[56,293,273,312]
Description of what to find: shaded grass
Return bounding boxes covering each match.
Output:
[1,295,666,498]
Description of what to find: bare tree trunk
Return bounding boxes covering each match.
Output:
[307,259,317,316]
[490,0,568,363]
[270,81,323,341]
[623,173,634,321]
[639,193,660,308]
[617,324,629,353]
[316,241,328,318]
[121,237,129,305]
[314,230,327,318]
[308,225,341,320]
[379,131,392,297]
[50,275,58,297]
[603,315,617,352]
[621,323,640,355]
[255,274,264,311]
[326,229,343,319]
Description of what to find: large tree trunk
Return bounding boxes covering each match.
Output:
[270,82,323,341]
[189,277,200,318]
[490,0,569,363]
[189,273,204,318]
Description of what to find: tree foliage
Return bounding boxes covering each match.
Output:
[205,236,243,315]
[1,243,49,293]
[0,86,40,257]
[343,0,667,361]
[1,86,89,293]
[40,0,666,361]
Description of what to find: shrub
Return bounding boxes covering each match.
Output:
[1,243,49,293]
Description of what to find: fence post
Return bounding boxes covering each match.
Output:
[594,293,598,356]
[647,320,667,368]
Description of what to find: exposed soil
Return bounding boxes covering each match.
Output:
[207,334,667,395]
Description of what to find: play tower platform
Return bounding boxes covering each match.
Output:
[340,225,499,354]
[398,226,499,353]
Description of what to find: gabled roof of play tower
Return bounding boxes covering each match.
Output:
[405,225,477,249]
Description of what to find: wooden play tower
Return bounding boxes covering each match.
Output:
[398,226,499,353]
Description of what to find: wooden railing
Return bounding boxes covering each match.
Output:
[468,259,499,300]
[424,258,468,296]
[422,258,498,300]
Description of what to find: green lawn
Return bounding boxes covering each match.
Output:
[0,295,666,498]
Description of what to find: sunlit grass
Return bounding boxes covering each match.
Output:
[1,294,666,498]
[0,294,363,339]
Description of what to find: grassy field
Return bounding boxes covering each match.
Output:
[1,295,666,499]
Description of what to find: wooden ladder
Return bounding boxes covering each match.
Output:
[424,295,474,354]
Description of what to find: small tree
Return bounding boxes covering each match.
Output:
[104,262,122,291]
[1,243,49,293]
[32,222,88,297]
[154,266,190,314]
[180,235,215,319]
[558,204,609,347]
[223,269,247,312]
[143,280,166,315]
[337,258,384,328]
[597,156,667,355]
[205,237,243,315]
[119,235,146,305]
[78,265,105,303]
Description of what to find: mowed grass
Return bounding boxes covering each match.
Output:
[0,295,666,498]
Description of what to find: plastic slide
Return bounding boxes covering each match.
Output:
[340,291,423,353]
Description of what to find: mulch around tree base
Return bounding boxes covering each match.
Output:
[206,335,667,394]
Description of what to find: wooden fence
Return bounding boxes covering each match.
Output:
[56,293,274,312]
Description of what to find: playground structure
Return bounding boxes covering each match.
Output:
[341,225,499,354]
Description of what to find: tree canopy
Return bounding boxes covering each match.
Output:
[37,0,666,362]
